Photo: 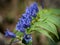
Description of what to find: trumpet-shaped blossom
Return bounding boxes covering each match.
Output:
[5,29,16,38]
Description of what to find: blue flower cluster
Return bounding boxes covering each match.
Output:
[22,34,32,44]
[5,29,16,38]
[16,2,38,44]
[25,2,38,17]
[3,2,38,45]
[16,2,38,32]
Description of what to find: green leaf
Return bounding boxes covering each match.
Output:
[47,15,60,28]
[38,10,48,21]
[38,9,60,28]
[37,29,54,42]
[45,20,59,39]
[30,27,54,41]
[49,9,60,15]
[16,31,24,37]
[29,9,60,42]
[30,21,59,39]
[13,29,24,37]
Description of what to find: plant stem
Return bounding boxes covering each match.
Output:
[9,30,18,45]
[9,38,15,45]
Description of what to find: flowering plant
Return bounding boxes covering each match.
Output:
[4,2,60,45]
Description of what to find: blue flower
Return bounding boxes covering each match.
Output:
[22,34,32,44]
[5,29,16,38]
[24,18,31,28]
[16,24,25,32]
[22,13,31,19]
[22,13,32,28]
[25,7,32,15]
[25,2,39,17]
[16,2,39,33]
[16,18,25,32]
[30,2,39,12]
[16,16,32,32]
[16,13,32,30]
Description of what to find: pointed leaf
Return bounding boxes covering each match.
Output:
[47,15,60,28]
[45,20,59,39]
[30,27,54,41]
[31,21,59,39]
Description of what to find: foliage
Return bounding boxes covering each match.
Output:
[28,9,60,41]
[12,9,60,45]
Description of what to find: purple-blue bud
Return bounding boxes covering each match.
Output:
[5,29,16,38]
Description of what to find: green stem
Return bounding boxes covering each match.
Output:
[9,38,15,45]
[9,30,18,45]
